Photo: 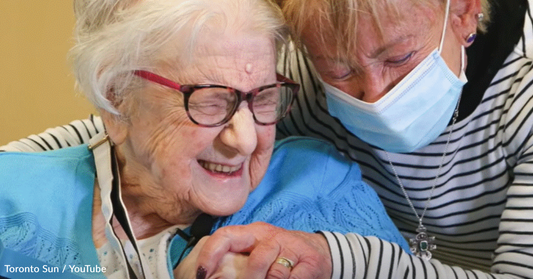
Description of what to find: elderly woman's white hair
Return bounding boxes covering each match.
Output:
[70,0,287,115]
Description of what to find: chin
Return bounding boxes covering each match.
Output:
[200,197,248,217]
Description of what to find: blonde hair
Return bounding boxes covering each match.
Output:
[70,0,287,115]
[281,0,491,61]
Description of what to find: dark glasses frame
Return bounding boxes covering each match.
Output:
[133,70,300,127]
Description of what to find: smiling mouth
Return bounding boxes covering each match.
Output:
[199,160,242,174]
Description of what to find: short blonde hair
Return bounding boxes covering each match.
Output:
[70,0,287,115]
[281,0,490,61]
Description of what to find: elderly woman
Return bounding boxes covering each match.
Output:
[191,0,533,278]
[0,0,410,278]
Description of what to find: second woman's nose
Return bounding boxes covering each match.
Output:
[353,71,397,103]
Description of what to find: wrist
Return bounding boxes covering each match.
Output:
[314,231,333,279]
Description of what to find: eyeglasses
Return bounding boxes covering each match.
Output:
[134,70,300,127]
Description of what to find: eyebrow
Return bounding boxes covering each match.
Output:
[369,34,415,58]
[310,34,416,62]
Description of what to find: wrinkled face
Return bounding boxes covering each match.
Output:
[303,0,465,103]
[115,30,277,220]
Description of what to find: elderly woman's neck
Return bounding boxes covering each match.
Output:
[112,145,201,239]
[119,185,200,238]
[92,186,196,248]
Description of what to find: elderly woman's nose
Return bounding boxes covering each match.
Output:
[219,107,258,155]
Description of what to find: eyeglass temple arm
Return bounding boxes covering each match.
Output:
[134,70,182,91]
[276,73,297,84]
[276,73,300,95]
[135,70,297,93]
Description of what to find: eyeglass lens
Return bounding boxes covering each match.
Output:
[187,85,294,126]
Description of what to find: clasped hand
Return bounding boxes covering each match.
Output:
[174,222,332,279]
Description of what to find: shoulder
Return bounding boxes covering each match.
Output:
[273,136,346,156]
[0,115,104,152]
[492,0,533,157]
[0,145,94,176]
[0,145,95,206]
[0,143,93,159]
[271,136,358,176]
[268,136,361,195]
[219,137,368,228]
[514,0,533,58]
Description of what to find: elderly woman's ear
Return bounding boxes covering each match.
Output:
[99,88,130,146]
[100,110,129,146]
[450,0,483,45]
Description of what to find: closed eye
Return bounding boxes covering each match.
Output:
[386,52,414,66]
[321,60,354,81]
[330,69,353,80]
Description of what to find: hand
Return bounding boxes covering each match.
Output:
[174,236,250,279]
[195,222,332,279]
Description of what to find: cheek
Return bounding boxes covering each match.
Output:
[151,125,211,174]
[249,125,276,190]
[130,106,213,182]
[148,126,221,205]
[132,114,190,161]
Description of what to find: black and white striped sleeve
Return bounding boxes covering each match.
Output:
[322,231,533,278]
[0,115,104,152]
[492,36,533,276]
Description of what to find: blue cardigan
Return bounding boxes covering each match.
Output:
[0,137,408,278]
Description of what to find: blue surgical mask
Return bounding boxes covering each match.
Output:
[321,2,467,153]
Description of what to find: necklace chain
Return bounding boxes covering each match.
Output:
[385,95,461,259]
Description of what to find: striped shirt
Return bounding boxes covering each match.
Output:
[275,0,533,278]
[0,114,105,152]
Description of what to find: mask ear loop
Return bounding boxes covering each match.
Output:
[458,45,468,82]
[438,0,466,80]
[460,46,466,72]
[438,0,451,53]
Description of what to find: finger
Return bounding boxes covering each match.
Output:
[238,238,281,279]
[288,262,320,279]
[263,237,299,279]
[173,237,208,279]
[266,255,297,279]
[208,252,248,279]
[196,226,257,277]
[266,232,330,279]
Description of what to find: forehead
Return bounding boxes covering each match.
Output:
[171,28,277,89]
[302,0,439,61]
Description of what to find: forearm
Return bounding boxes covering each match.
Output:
[0,115,103,152]
[324,232,530,279]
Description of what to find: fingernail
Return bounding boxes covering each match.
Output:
[196,266,207,279]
